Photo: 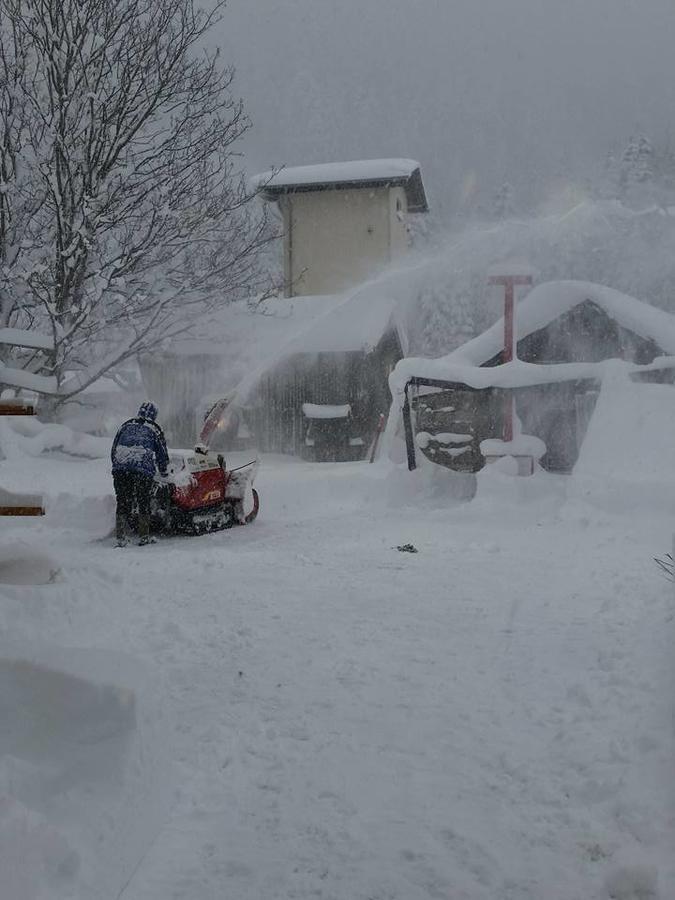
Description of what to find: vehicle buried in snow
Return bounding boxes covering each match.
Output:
[301,402,365,462]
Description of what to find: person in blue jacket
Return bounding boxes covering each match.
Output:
[111,401,170,546]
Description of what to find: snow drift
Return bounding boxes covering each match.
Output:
[571,371,675,514]
[0,545,60,585]
[0,643,170,900]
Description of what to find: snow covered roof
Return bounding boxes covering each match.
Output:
[391,281,675,393]
[453,281,675,365]
[229,290,407,406]
[0,362,57,395]
[170,291,405,360]
[166,294,345,359]
[0,328,56,394]
[152,289,406,408]
[253,158,429,213]
[302,403,351,420]
[279,290,405,357]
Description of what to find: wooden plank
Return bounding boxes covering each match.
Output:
[0,506,45,516]
[0,402,35,416]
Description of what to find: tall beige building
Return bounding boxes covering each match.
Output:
[254,159,428,297]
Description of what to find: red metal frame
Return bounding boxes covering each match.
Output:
[172,467,227,511]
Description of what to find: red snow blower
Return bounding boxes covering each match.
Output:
[149,398,259,536]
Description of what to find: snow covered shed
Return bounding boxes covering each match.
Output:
[139,295,343,445]
[252,159,429,297]
[390,281,675,474]
[139,289,407,456]
[238,290,408,460]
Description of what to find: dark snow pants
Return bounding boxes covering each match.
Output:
[113,471,154,540]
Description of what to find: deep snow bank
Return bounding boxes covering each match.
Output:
[0,644,170,900]
[0,418,109,461]
[571,372,675,514]
[45,491,115,539]
[383,456,478,508]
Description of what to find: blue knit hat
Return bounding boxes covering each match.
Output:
[138,401,158,422]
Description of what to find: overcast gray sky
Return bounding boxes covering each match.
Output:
[217,0,675,219]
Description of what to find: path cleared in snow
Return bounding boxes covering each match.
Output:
[0,454,673,900]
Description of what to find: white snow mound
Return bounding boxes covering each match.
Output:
[571,374,675,513]
[0,644,170,900]
[46,491,115,538]
[0,545,60,585]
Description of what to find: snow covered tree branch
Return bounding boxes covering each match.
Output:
[0,0,276,401]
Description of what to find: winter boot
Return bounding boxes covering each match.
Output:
[137,516,153,546]
[115,514,128,548]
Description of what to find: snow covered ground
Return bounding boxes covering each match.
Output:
[0,448,673,900]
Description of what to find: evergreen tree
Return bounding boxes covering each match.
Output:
[599,148,620,200]
[654,143,675,206]
[633,135,654,184]
[619,134,654,205]
[492,182,516,220]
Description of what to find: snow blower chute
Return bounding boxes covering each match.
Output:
[147,398,259,536]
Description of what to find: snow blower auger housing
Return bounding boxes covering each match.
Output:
[150,452,259,536]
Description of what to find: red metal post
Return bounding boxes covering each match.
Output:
[488,274,533,443]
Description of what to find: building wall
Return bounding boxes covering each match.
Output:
[282,186,408,296]
[388,185,409,259]
[245,333,403,458]
[140,352,227,445]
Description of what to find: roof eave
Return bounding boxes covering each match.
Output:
[405,168,429,213]
[260,169,429,213]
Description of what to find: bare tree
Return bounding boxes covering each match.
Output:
[0,0,275,401]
